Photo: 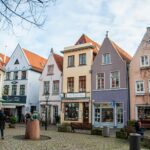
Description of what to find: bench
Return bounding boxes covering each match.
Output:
[71,123,92,132]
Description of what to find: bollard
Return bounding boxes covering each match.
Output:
[103,126,110,137]
[129,133,141,150]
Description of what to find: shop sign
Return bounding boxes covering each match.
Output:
[66,93,85,98]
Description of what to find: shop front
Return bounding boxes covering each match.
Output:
[93,102,124,128]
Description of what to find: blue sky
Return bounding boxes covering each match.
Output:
[0,0,150,58]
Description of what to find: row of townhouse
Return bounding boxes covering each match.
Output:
[0,27,150,127]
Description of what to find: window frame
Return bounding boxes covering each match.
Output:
[43,81,50,95]
[52,80,59,95]
[20,85,25,96]
[67,77,74,93]
[47,65,54,75]
[68,55,75,67]
[135,80,145,94]
[140,55,149,67]
[96,73,105,90]
[102,53,111,65]
[110,71,120,89]
[11,85,17,96]
[79,53,86,66]
[79,76,86,92]
[13,71,18,80]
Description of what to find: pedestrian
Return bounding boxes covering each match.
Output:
[41,112,45,126]
[0,109,6,140]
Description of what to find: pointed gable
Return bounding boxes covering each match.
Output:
[0,53,10,71]
[23,49,47,73]
[53,53,63,72]
[75,34,100,53]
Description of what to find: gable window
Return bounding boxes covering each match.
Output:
[6,72,10,80]
[79,53,86,65]
[12,85,17,95]
[79,76,86,92]
[53,80,59,95]
[110,71,120,88]
[20,85,25,95]
[14,59,19,65]
[3,85,9,95]
[136,81,144,94]
[13,71,18,80]
[43,81,49,95]
[97,73,104,90]
[102,53,111,64]
[67,77,74,92]
[21,71,26,79]
[47,65,54,75]
[140,56,149,67]
[68,55,74,67]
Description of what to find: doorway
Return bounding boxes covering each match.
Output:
[83,102,89,123]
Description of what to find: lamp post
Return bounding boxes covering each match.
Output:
[45,92,49,130]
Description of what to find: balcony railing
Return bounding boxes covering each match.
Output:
[61,92,90,100]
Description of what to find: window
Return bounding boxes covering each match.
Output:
[64,103,79,121]
[95,105,101,122]
[3,85,9,95]
[12,85,17,95]
[102,53,111,64]
[116,103,123,124]
[13,71,18,80]
[102,108,113,122]
[21,71,26,79]
[53,80,59,95]
[140,56,149,67]
[47,65,54,75]
[97,73,104,90]
[138,106,150,119]
[110,71,120,88]
[79,53,86,65]
[67,77,74,92]
[43,81,49,95]
[68,55,74,67]
[6,72,10,80]
[14,59,19,65]
[20,85,25,95]
[136,81,144,94]
[79,76,86,92]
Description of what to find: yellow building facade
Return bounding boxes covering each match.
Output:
[61,34,99,124]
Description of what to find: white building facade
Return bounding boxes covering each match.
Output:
[39,50,63,124]
[2,44,46,121]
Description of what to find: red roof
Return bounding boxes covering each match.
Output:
[110,41,132,62]
[53,53,63,72]
[75,34,100,53]
[23,49,47,73]
[0,53,10,71]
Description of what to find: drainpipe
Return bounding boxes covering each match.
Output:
[127,63,130,122]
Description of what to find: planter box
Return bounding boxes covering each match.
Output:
[25,120,40,140]
[58,124,71,132]
[91,128,102,136]
[116,131,128,139]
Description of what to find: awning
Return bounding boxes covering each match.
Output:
[2,105,16,108]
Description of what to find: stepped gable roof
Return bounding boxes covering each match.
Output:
[0,53,10,71]
[75,34,100,53]
[23,49,47,73]
[53,53,63,72]
[110,40,132,62]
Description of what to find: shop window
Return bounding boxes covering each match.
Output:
[117,108,123,124]
[64,103,79,121]
[95,105,101,122]
[102,108,113,122]
[138,106,150,119]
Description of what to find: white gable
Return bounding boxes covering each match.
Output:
[6,44,30,71]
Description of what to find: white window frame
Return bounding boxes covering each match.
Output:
[110,71,120,89]
[102,53,111,65]
[135,81,144,94]
[140,55,149,67]
[96,73,105,90]
[148,80,150,93]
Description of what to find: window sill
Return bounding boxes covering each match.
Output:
[101,63,112,66]
[79,64,86,66]
[136,92,145,96]
[67,66,75,68]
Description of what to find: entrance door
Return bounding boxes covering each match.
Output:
[16,106,22,122]
[83,102,89,123]
[53,106,58,124]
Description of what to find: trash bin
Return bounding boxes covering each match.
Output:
[103,126,110,137]
[129,133,141,150]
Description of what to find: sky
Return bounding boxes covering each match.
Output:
[0,0,150,59]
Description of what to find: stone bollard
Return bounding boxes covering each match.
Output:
[103,126,110,137]
[129,133,141,150]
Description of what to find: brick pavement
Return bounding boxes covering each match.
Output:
[0,125,149,150]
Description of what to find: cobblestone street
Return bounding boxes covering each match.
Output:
[0,125,149,150]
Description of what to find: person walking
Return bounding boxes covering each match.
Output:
[0,110,6,139]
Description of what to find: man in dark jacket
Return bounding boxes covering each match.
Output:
[0,110,5,139]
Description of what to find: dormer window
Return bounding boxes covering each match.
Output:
[47,65,54,75]
[140,56,149,67]
[14,59,19,65]
[102,53,111,65]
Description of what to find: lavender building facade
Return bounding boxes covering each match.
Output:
[91,35,132,128]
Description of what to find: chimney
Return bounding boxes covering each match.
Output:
[147,27,150,32]
[50,48,54,53]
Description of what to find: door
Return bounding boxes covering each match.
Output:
[83,102,89,123]
[53,106,58,124]
[16,106,22,122]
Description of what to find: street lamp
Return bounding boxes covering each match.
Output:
[45,92,49,130]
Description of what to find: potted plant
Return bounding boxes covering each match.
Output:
[9,116,17,128]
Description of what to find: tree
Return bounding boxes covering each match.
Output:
[0,0,55,29]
